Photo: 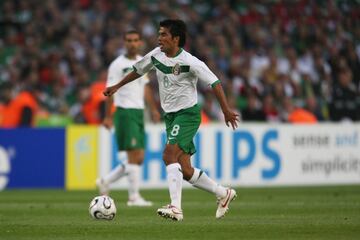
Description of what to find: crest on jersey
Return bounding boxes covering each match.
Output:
[172,63,181,75]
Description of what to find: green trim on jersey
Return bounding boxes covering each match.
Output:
[211,80,221,88]
[174,48,183,57]
[151,56,190,75]
[132,65,138,74]
[122,67,133,74]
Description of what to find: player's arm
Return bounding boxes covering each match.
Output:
[144,84,161,123]
[192,57,239,129]
[212,83,239,130]
[103,71,141,97]
[104,48,159,97]
[102,96,113,129]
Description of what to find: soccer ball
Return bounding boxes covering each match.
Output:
[89,196,117,220]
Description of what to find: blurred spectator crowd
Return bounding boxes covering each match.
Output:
[0,0,360,127]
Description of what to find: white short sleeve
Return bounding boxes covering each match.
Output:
[133,47,161,75]
[191,57,219,87]
[106,61,120,87]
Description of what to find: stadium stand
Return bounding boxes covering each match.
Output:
[0,0,359,126]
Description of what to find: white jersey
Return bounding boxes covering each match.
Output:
[107,55,149,109]
[133,47,219,113]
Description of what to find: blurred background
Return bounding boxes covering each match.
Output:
[1,0,360,127]
[0,2,360,237]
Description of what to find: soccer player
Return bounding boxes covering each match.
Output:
[104,20,239,220]
[96,30,160,207]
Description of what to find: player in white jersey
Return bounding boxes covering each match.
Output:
[104,20,239,220]
[97,30,160,207]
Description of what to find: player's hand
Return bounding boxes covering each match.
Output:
[151,109,161,123]
[223,109,240,130]
[102,116,113,130]
[103,85,119,97]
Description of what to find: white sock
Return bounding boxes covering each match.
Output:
[103,163,128,184]
[127,164,141,200]
[188,168,227,198]
[166,163,183,209]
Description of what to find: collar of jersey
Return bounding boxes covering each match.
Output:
[151,56,190,75]
[173,48,183,58]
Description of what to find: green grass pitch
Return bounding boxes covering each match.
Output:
[0,186,359,240]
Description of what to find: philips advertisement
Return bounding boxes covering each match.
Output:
[1,124,359,190]
[0,128,65,189]
[99,124,360,189]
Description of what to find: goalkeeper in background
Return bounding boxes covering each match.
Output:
[104,19,239,220]
[97,30,160,206]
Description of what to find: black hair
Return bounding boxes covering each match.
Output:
[159,19,187,47]
[124,30,141,39]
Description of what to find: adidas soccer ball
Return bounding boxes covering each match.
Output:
[89,196,117,220]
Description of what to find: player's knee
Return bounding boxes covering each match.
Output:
[135,153,144,165]
[128,152,144,165]
[162,147,177,165]
[182,167,193,181]
[132,157,143,165]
